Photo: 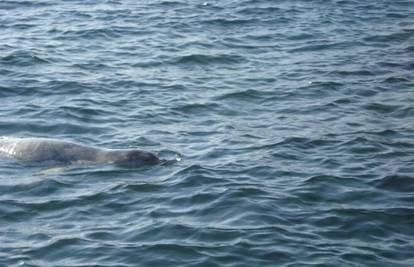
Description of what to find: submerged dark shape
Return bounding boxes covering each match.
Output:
[0,137,161,167]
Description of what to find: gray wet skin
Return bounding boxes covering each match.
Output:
[0,137,160,167]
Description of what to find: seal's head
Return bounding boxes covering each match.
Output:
[114,150,160,167]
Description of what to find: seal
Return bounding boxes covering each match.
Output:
[0,136,161,167]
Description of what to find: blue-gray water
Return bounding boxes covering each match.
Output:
[1,0,414,266]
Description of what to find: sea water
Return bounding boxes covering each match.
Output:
[1,1,414,266]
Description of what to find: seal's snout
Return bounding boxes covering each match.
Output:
[117,150,160,167]
[141,151,161,165]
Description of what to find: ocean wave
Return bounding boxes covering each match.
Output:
[1,50,50,66]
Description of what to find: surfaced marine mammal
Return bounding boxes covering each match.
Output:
[0,136,161,167]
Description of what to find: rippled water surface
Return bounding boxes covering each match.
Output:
[1,0,414,266]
